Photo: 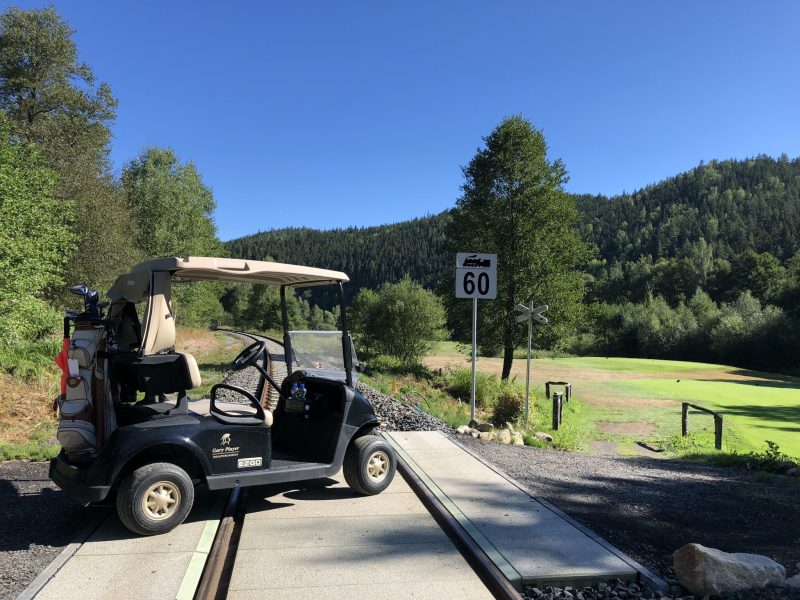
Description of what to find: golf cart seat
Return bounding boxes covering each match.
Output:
[115,273,203,418]
[188,398,273,427]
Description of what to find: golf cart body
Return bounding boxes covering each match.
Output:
[50,257,394,535]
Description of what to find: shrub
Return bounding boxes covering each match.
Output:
[439,368,501,408]
[0,338,61,381]
[350,276,446,365]
[491,383,523,426]
[366,354,404,373]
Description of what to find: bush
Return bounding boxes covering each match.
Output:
[366,354,404,373]
[0,338,61,380]
[439,368,501,408]
[350,276,446,365]
[491,383,523,426]
[363,355,432,379]
[0,114,74,346]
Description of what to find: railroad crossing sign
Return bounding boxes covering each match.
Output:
[515,304,549,324]
[515,302,549,423]
[455,253,497,300]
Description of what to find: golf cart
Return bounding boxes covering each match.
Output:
[50,257,396,535]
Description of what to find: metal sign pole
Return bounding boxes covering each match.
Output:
[471,297,477,422]
[456,252,497,423]
[525,300,532,423]
[516,303,549,425]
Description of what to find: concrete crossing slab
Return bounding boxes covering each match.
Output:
[386,431,641,589]
[229,472,493,598]
[228,580,495,600]
[34,489,226,600]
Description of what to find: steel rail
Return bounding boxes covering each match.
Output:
[394,452,523,600]
[193,487,242,600]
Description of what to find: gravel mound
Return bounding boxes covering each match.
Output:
[356,381,453,433]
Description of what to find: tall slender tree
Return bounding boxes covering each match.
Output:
[0,6,139,291]
[122,147,225,326]
[448,116,589,379]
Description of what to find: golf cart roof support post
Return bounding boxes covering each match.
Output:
[338,282,353,387]
[280,286,293,377]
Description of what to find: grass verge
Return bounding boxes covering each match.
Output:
[361,363,592,451]
[0,328,244,461]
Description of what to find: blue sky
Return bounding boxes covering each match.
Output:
[7,1,800,240]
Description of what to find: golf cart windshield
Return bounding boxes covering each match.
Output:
[289,331,359,378]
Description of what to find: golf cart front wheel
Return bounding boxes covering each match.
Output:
[343,435,396,495]
[116,462,195,535]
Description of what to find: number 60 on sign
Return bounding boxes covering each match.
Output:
[455,253,497,300]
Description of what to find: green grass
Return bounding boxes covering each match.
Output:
[0,337,61,381]
[0,427,59,461]
[425,347,800,464]
[630,378,800,457]
[536,356,732,374]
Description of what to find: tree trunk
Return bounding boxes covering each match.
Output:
[501,340,514,380]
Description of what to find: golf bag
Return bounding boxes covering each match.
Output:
[55,286,117,463]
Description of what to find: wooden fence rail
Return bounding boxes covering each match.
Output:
[681,402,724,450]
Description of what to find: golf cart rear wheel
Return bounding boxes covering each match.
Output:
[116,462,194,535]
[343,435,396,495]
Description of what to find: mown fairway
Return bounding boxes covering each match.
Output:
[425,344,800,459]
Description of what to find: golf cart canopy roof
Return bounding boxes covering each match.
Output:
[107,256,349,302]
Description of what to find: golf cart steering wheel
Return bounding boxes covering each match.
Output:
[231,340,266,371]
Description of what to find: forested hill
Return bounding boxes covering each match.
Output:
[577,155,800,264]
[227,156,800,298]
[226,214,450,302]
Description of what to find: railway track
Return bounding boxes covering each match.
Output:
[25,331,658,599]
[195,330,519,599]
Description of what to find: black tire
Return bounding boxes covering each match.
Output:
[343,435,396,495]
[116,462,195,536]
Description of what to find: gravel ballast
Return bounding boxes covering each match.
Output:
[355,381,453,433]
[0,461,100,599]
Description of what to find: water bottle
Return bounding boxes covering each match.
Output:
[289,383,299,413]
[300,384,309,420]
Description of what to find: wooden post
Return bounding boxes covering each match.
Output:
[552,392,562,431]
[545,382,551,400]
[565,383,572,403]
[681,402,724,451]
[681,402,689,436]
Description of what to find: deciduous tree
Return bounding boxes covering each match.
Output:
[0,6,138,292]
[351,276,445,365]
[0,114,73,341]
[448,116,589,378]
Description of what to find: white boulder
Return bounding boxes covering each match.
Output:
[673,543,785,596]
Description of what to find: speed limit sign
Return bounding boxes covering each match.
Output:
[456,253,497,300]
